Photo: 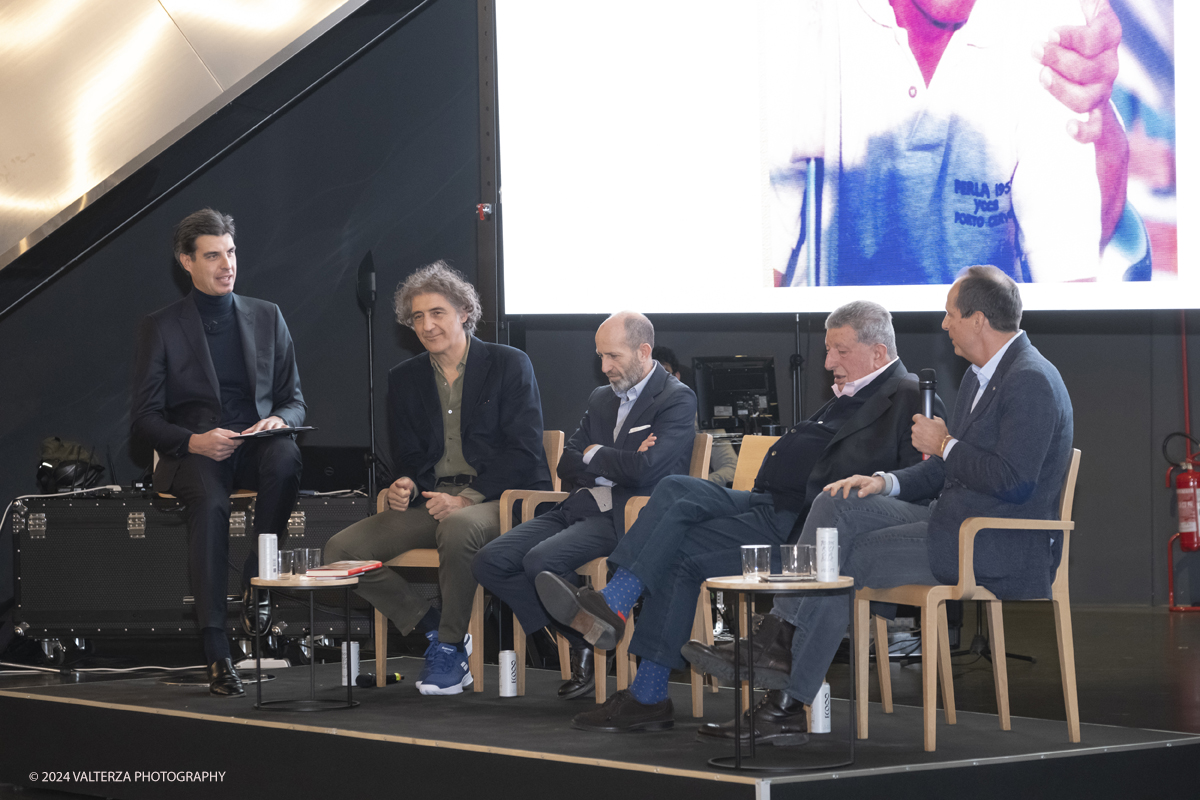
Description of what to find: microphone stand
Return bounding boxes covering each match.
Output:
[365,303,377,507]
[357,252,378,511]
[949,601,1036,665]
[791,313,805,426]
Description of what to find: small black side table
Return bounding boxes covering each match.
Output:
[251,575,359,712]
[703,574,856,772]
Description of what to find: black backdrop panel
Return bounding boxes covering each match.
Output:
[0,0,480,617]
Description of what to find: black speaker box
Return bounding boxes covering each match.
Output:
[11,494,373,638]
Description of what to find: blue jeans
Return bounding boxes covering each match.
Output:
[609,475,798,670]
[472,496,618,638]
[771,491,939,703]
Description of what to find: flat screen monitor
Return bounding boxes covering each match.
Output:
[693,356,780,432]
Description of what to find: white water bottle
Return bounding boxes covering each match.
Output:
[341,642,360,686]
[816,527,839,582]
[258,534,278,580]
[810,681,831,733]
[499,650,518,697]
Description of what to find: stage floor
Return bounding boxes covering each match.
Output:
[2,653,1198,800]
[4,604,1200,798]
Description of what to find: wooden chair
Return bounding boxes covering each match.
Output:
[513,432,712,702]
[152,451,257,500]
[611,433,713,693]
[853,448,1082,752]
[676,434,779,716]
[372,430,566,690]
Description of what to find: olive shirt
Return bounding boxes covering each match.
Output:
[430,338,485,505]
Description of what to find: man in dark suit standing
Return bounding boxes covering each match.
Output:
[132,208,305,697]
[473,311,697,700]
[535,301,942,732]
[325,262,551,696]
[695,266,1073,746]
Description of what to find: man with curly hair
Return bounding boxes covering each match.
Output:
[325,261,551,695]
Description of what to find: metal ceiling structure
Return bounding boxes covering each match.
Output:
[0,0,370,270]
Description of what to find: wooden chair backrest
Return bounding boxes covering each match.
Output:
[377,429,567,513]
[730,435,780,492]
[1051,448,1083,593]
[544,430,565,492]
[690,433,713,480]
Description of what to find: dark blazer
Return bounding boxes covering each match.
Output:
[799,360,942,521]
[894,334,1074,599]
[558,364,697,521]
[132,293,306,490]
[388,337,551,502]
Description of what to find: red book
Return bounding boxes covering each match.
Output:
[305,560,383,578]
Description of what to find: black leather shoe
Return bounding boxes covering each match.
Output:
[208,658,244,697]
[535,572,625,650]
[241,586,271,637]
[571,689,673,733]
[558,644,597,700]
[680,613,794,689]
[697,690,809,746]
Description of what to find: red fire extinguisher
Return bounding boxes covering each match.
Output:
[1174,465,1200,552]
[1164,432,1200,552]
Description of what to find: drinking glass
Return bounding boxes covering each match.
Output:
[741,544,770,578]
[277,549,295,578]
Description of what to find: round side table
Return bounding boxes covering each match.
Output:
[250,575,360,711]
[703,574,856,772]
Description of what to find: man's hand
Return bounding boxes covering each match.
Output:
[386,477,416,512]
[188,429,242,461]
[637,434,657,453]
[1035,0,1128,245]
[422,491,473,521]
[824,474,884,499]
[1035,0,1121,143]
[911,414,950,457]
[240,416,288,435]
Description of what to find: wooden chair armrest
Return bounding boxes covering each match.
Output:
[376,489,388,514]
[499,489,566,533]
[624,495,651,533]
[956,517,1075,596]
[514,491,569,524]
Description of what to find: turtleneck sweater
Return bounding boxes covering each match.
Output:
[191,290,257,431]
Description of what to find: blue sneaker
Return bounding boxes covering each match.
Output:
[417,642,473,695]
[415,632,471,689]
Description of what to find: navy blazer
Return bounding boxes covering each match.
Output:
[893,334,1074,599]
[132,293,306,490]
[388,337,551,502]
[557,363,697,522]
[798,360,944,520]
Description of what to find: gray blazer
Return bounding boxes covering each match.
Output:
[893,334,1074,599]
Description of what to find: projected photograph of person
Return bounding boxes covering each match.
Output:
[766,0,1175,288]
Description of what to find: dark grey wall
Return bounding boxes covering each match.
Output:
[521,309,1200,607]
[0,0,481,620]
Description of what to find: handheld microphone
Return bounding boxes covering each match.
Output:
[356,251,377,311]
[356,672,402,688]
[919,369,936,419]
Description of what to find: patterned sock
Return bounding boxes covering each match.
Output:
[599,568,643,619]
[628,659,670,705]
